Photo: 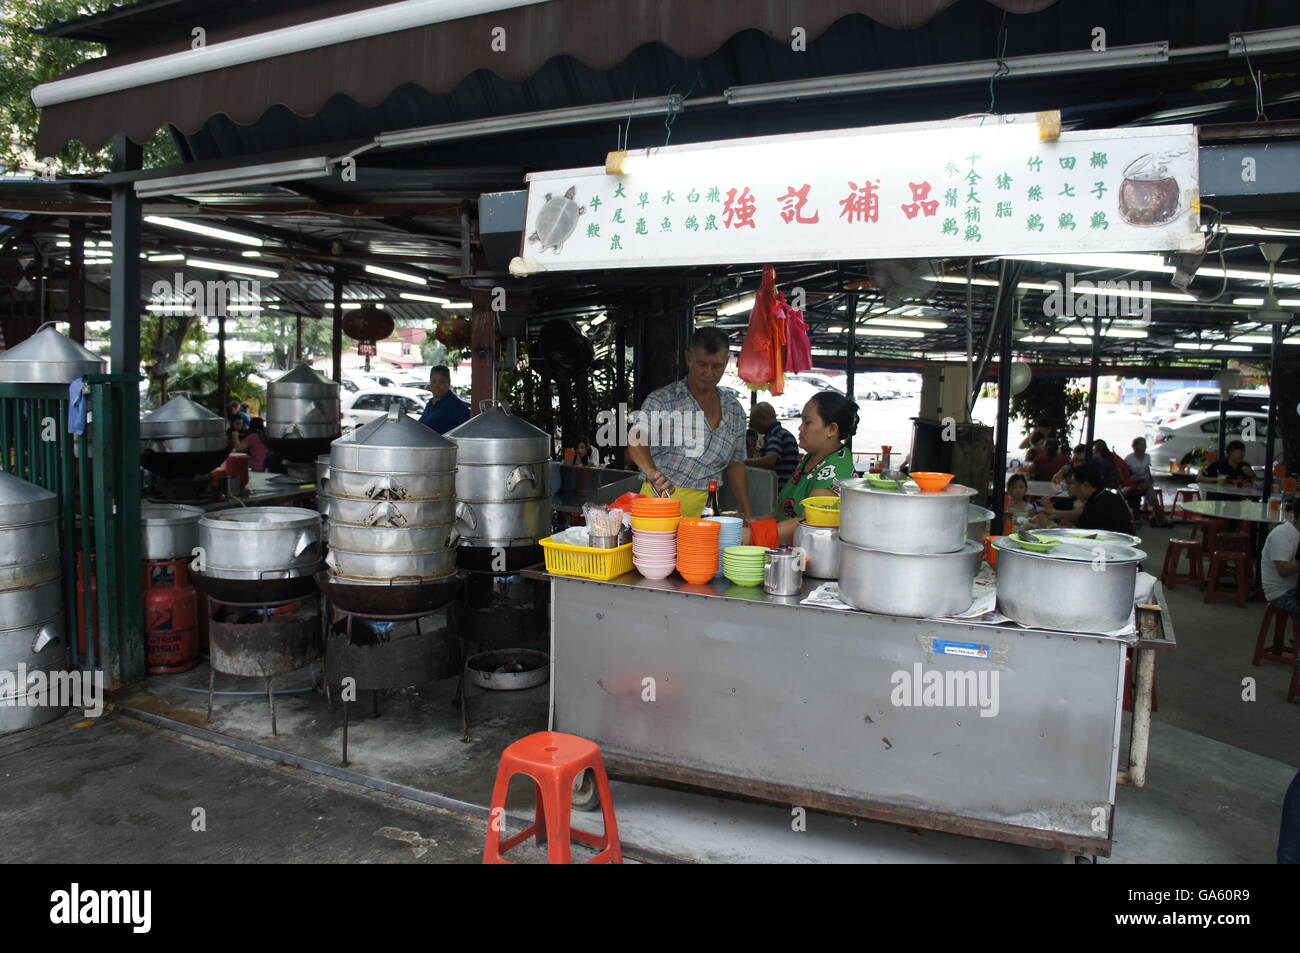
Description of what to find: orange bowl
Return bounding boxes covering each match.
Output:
[678,565,716,584]
[678,519,721,534]
[910,471,954,493]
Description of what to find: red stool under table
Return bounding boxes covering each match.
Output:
[1204,549,1251,607]
[1161,539,1202,590]
[1171,489,1199,520]
[1254,603,1300,667]
[483,731,622,864]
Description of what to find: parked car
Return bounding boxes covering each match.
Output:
[1144,388,1269,434]
[1148,411,1279,471]
[853,373,899,401]
[340,387,429,430]
[791,372,846,396]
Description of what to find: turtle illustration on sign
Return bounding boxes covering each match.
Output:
[528,186,586,253]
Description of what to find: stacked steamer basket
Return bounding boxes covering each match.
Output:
[265,363,341,472]
[319,405,460,615]
[834,475,984,618]
[445,401,552,573]
[315,455,332,524]
[0,472,67,734]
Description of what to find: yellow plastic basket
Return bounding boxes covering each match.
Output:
[539,535,635,581]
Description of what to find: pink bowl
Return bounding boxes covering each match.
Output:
[632,529,678,539]
[633,560,675,580]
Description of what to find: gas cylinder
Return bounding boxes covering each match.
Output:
[144,558,198,674]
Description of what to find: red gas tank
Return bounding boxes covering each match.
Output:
[144,558,199,674]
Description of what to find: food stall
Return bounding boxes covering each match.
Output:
[513,112,1191,857]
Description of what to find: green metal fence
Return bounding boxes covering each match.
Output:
[0,375,143,687]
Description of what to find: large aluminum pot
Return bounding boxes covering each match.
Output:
[140,395,226,441]
[330,404,456,473]
[793,521,840,579]
[1029,527,1142,548]
[0,616,65,670]
[316,455,331,519]
[992,537,1145,633]
[327,522,457,555]
[265,363,341,442]
[198,507,322,580]
[141,503,205,560]
[454,498,552,548]
[324,466,456,502]
[0,663,66,734]
[445,400,550,466]
[836,478,976,554]
[0,471,60,581]
[324,547,457,582]
[838,539,983,618]
[0,578,62,629]
[0,322,104,384]
[966,505,996,544]
[326,495,457,528]
[455,461,548,503]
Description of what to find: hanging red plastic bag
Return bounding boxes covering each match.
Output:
[736,264,779,391]
[778,293,813,374]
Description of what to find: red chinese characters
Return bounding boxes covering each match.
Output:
[777,184,820,224]
[839,180,880,224]
[723,187,758,229]
[900,181,940,219]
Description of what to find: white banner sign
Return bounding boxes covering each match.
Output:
[517,115,1201,272]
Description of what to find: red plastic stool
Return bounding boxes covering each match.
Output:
[483,731,621,864]
[1204,550,1251,607]
[1161,539,1203,589]
[1171,488,1199,519]
[1189,517,1232,566]
[1254,603,1300,667]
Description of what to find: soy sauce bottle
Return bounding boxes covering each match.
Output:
[703,480,720,518]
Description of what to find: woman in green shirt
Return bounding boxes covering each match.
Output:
[749,391,858,546]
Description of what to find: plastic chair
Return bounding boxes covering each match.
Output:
[1254,603,1300,667]
[1204,549,1251,607]
[1171,488,1199,520]
[483,731,621,864]
[1160,539,1202,590]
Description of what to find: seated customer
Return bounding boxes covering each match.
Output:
[1091,438,1129,490]
[1123,436,1168,527]
[1051,444,1087,484]
[1032,462,1133,534]
[1202,440,1255,500]
[1004,473,1038,534]
[1031,439,1068,483]
[1261,511,1300,615]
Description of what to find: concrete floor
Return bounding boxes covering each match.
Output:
[1,494,1295,863]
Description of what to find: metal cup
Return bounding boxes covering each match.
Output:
[763,547,807,597]
[589,534,620,549]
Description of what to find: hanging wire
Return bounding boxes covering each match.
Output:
[1236,33,1270,122]
[987,11,1011,115]
[663,69,705,149]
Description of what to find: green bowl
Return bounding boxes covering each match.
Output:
[1012,533,1061,553]
[866,474,901,490]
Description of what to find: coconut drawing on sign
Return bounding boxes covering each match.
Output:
[528,186,586,253]
[1118,150,1187,227]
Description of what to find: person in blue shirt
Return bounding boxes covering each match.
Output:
[417,365,470,434]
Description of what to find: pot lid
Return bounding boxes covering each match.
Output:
[141,395,225,436]
[992,535,1145,564]
[445,401,549,461]
[1030,527,1142,547]
[268,362,339,396]
[141,503,205,525]
[0,470,57,523]
[836,477,976,501]
[0,323,105,384]
[338,404,456,452]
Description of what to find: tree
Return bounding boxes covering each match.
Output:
[234,313,333,371]
[1,0,177,174]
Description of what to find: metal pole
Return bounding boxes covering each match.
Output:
[331,272,345,383]
[294,315,303,366]
[991,296,1014,523]
[1263,325,1281,500]
[844,291,858,457]
[615,313,627,469]
[470,287,495,414]
[67,221,85,344]
[1084,312,1101,449]
[1218,358,1229,464]
[216,314,227,418]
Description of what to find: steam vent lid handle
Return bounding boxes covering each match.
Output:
[386,403,401,422]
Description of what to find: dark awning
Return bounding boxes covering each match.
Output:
[33,0,1057,155]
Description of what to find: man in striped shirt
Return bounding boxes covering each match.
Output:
[745,402,800,490]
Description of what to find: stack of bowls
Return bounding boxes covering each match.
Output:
[704,516,743,577]
[631,497,680,580]
[723,545,768,587]
[676,519,721,584]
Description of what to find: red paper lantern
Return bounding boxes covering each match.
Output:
[435,315,471,349]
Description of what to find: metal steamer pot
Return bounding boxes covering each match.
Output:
[0,616,65,670]
[793,521,840,579]
[140,395,229,477]
[835,478,977,554]
[327,522,457,555]
[141,504,204,561]
[446,401,551,548]
[992,538,1145,633]
[966,505,996,544]
[329,406,457,474]
[0,471,61,589]
[324,466,456,502]
[838,539,984,618]
[198,507,322,580]
[0,578,63,628]
[316,454,331,519]
[326,495,457,529]
[265,364,341,460]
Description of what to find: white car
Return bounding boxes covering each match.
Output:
[1144,388,1269,434]
[854,373,898,401]
[791,372,847,395]
[1148,410,1278,471]
[340,387,429,430]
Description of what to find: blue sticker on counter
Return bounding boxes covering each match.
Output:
[931,639,990,659]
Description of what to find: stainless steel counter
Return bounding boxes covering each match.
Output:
[533,568,1153,856]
